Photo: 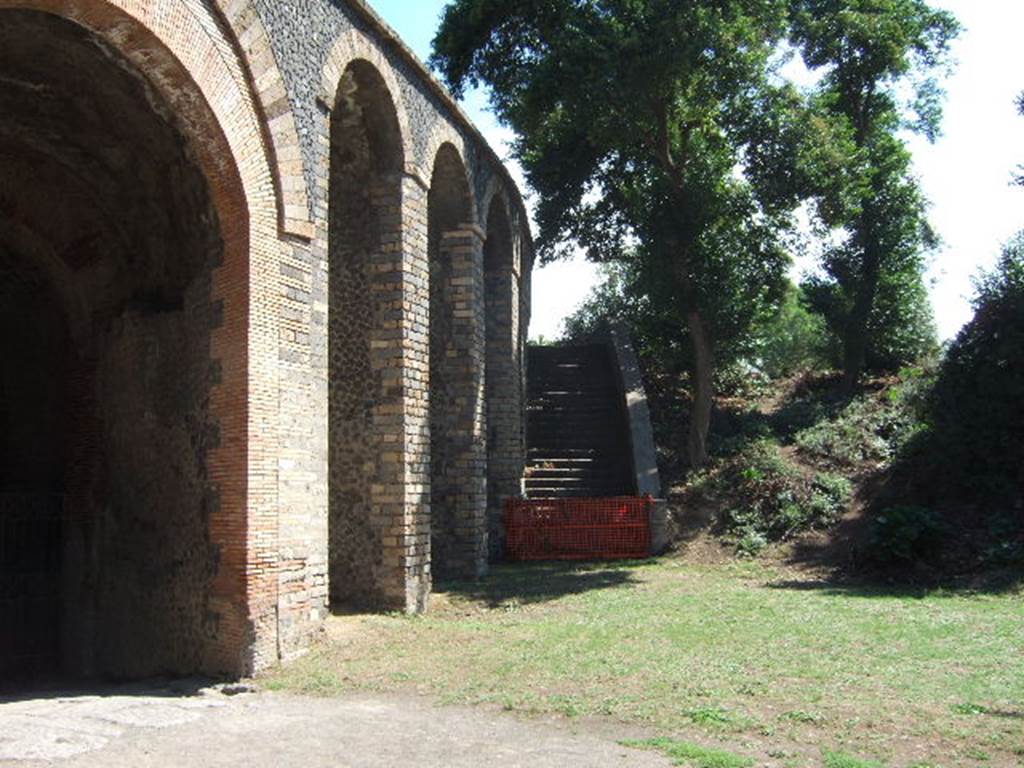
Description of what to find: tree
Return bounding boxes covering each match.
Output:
[432,0,806,466]
[790,0,959,390]
[1015,91,1024,187]
[566,266,829,382]
[802,255,938,373]
[755,282,829,379]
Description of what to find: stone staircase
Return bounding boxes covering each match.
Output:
[524,344,635,498]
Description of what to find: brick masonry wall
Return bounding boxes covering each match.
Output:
[249,0,536,647]
[484,198,524,559]
[0,0,532,676]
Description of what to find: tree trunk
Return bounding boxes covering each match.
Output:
[686,309,714,468]
[841,245,881,393]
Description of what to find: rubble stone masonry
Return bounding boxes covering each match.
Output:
[0,0,531,678]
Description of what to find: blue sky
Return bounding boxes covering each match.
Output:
[371,0,1024,341]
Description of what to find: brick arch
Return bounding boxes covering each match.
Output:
[210,0,313,237]
[428,139,488,579]
[429,141,476,233]
[325,50,411,612]
[425,126,479,226]
[481,185,521,559]
[0,0,277,233]
[480,181,514,240]
[483,189,515,274]
[0,0,282,675]
[320,26,414,165]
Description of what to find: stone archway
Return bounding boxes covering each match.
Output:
[327,58,410,610]
[483,196,523,559]
[0,0,283,678]
[428,143,487,580]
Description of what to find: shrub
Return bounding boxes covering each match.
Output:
[921,234,1024,508]
[753,283,830,379]
[984,512,1024,567]
[795,375,930,468]
[735,527,769,557]
[867,506,946,564]
[809,473,854,526]
[717,440,851,549]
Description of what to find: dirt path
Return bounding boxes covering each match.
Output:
[0,683,672,767]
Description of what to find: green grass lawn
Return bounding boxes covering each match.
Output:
[262,560,1024,767]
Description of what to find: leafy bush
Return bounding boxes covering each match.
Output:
[716,440,851,550]
[920,234,1024,508]
[735,528,770,557]
[803,260,939,375]
[867,506,946,564]
[809,473,854,523]
[753,283,830,378]
[795,374,930,468]
[984,513,1024,567]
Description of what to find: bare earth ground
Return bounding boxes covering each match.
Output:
[0,683,672,767]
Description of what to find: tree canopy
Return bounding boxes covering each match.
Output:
[432,0,808,466]
[789,0,959,388]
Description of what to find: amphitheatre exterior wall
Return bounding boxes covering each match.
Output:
[0,0,531,676]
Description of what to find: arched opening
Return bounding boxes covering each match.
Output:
[428,144,487,579]
[0,10,224,680]
[327,59,405,608]
[483,198,521,559]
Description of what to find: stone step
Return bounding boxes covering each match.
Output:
[525,341,634,497]
[526,466,614,477]
[524,487,634,499]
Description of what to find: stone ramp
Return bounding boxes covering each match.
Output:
[0,686,672,768]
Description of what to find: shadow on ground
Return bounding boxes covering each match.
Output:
[765,568,1024,599]
[437,561,646,608]
[0,677,230,706]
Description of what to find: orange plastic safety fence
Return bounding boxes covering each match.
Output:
[504,496,652,561]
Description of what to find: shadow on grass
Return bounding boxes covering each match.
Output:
[437,561,646,608]
[765,568,1023,599]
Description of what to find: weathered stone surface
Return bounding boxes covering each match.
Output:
[0,0,532,677]
[0,686,672,767]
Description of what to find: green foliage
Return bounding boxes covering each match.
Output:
[791,0,958,384]
[984,513,1024,568]
[795,373,931,468]
[753,282,830,378]
[823,750,885,768]
[867,506,946,564]
[687,706,739,727]
[562,262,637,342]
[735,528,770,558]
[565,268,829,396]
[625,738,753,768]
[810,472,854,518]
[716,440,851,548]
[803,265,938,374]
[918,234,1024,508]
[952,702,991,716]
[432,0,810,464]
[1015,91,1024,187]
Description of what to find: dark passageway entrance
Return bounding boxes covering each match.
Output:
[0,10,224,682]
[0,245,69,678]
